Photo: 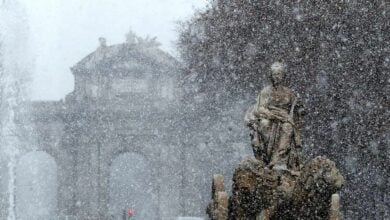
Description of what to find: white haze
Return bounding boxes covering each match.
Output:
[18,0,209,100]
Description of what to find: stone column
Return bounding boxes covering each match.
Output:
[329,194,342,220]
[57,153,75,217]
[73,134,100,219]
[98,157,110,219]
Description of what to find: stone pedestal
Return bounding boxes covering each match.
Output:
[207,156,344,220]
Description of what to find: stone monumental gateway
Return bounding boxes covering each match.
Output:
[21,37,183,219]
[207,62,345,220]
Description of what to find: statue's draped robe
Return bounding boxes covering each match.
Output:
[245,85,304,170]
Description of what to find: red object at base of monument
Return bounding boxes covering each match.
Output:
[127,209,135,216]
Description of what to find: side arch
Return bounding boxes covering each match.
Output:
[15,147,74,218]
[15,151,58,220]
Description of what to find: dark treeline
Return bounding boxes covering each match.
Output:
[178,0,389,218]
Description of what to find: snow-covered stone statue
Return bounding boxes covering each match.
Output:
[207,62,345,220]
[245,62,304,171]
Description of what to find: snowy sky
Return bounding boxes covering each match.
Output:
[18,0,208,100]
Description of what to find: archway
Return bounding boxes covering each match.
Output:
[108,152,158,219]
[15,151,58,220]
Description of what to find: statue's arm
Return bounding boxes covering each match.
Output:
[293,94,305,148]
[244,105,257,128]
[254,87,273,118]
[256,88,293,123]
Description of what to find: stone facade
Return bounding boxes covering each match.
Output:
[24,40,183,219]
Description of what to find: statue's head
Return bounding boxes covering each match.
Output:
[270,62,287,86]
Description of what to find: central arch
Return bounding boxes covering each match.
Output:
[108,152,158,219]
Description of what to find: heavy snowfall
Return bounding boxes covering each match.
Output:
[0,0,388,220]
